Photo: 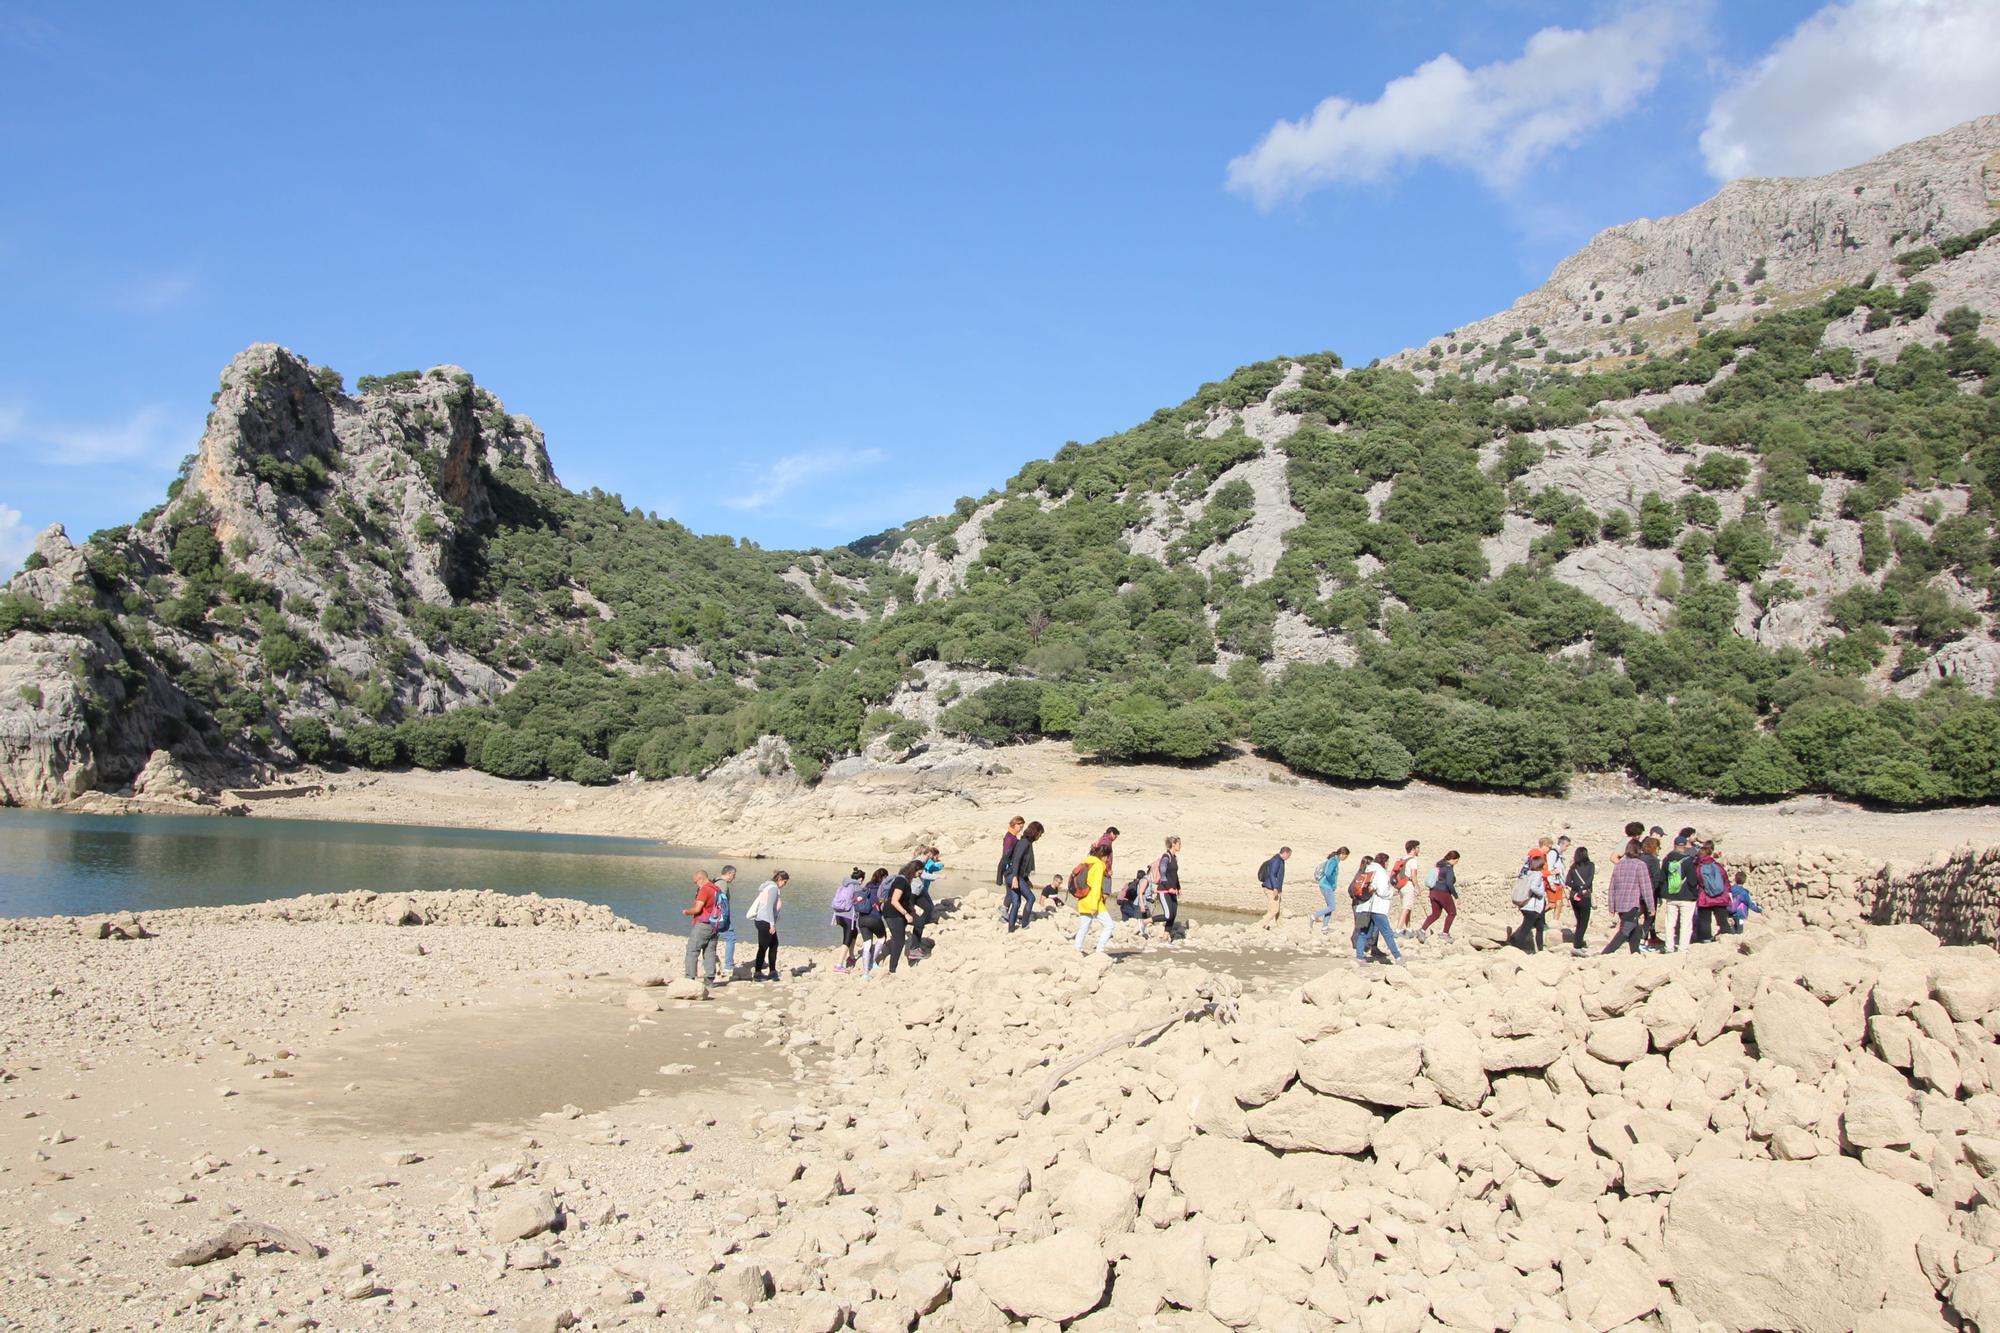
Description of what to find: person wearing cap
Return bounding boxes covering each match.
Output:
[1659,833,1700,953]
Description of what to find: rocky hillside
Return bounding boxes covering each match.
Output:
[1386,114,2000,379]
[0,347,893,804]
[4,119,1999,810]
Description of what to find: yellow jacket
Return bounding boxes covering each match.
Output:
[1077,855,1109,915]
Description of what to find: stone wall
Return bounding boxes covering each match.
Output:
[1862,847,2000,947]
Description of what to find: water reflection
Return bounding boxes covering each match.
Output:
[0,810,931,945]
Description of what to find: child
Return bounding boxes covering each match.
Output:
[1728,870,1762,934]
[1041,875,1064,912]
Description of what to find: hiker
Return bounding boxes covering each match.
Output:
[1610,821,1644,863]
[1073,837,1117,955]
[1565,846,1595,954]
[681,870,723,982]
[1394,840,1422,934]
[1309,847,1347,932]
[1041,875,1064,912]
[1509,849,1548,954]
[1118,864,1154,933]
[1659,833,1700,953]
[1002,821,1042,931]
[855,868,889,979]
[1693,840,1733,943]
[1638,835,1665,949]
[881,861,922,974]
[1419,850,1460,939]
[749,871,786,981]
[831,867,864,972]
[907,847,942,959]
[714,865,739,981]
[1728,869,1762,934]
[1256,847,1290,928]
[1355,852,1402,964]
[1348,854,1380,958]
[1601,838,1657,954]
[1547,837,1570,929]
[1154,836,1183,943]
[998,816,1024,894]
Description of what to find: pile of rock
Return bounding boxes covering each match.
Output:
[690,900,2000,1331]
[237,889,638,930]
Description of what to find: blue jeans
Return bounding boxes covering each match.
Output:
[720,929,737,971]
[1355,911,1401,961]
[1310,882,1339,924]
[1004,878,1036,929]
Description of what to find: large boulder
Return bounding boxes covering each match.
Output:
[1420,1022,1489,1109]
[1663,1158,1942,1333]
[1297,1025,1433,1107]
[1244,1087,1377,1155]
[1563,1242,1661,1333]
[972,1231,1107,1323]
[1751,980,1844,1079]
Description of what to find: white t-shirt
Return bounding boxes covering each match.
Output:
[1548,849,1568,882]
[1367,863,1397,914]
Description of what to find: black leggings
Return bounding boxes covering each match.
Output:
[1158,892,1179,936]
[1512,911,1544,954]
[1602,907,1647,954]
[1570,902,1591,949]
[754,920,778,976]
[907,894,932,950]
[884,912,909,972]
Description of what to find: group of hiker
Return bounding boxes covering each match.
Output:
[677,814,1767,982]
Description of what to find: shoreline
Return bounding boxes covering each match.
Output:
[46,739,2000,915]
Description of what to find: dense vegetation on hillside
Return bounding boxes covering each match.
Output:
[8,270,1994,806]
[314,279,2000,804]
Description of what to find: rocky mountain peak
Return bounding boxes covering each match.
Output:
[1393,113,2000,378]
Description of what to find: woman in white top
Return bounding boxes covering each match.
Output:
[749,872,787,981]
[1354,853,1402,964]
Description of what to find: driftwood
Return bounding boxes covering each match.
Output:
[1019,994,1235,1119]
[169,1221,321,1267]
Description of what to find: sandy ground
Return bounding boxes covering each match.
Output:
[193,742,2000,908]
[0,912,809,1331]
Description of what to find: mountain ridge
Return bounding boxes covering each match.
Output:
[5,117,2000,809]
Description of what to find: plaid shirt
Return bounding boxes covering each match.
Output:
[1607,857,1655,914]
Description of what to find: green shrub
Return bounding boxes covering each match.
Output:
[941,680,1047,743]
[571,754,614,785]
[1686,453,1752,491]
[344,725,402,767]
[477,726,546,779]
[286,715,334,763]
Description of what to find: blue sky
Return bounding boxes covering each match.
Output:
[4,0,1997,576]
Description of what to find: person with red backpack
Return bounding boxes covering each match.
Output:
[1392,840,1421,935]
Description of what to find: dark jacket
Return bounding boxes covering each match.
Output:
[1434,862,1457,897]
[1157,851,1181,892]
[1259,855,1286,891]
[1566,861,1595,904]
[1004,837,1037,886]
[1660,849,1698,901]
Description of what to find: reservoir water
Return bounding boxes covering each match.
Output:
[0,809,956,945]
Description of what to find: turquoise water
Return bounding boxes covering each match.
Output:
[0,809,936,944]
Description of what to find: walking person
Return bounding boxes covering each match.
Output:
[831,867,864,972]
[855,869,890,979]
[906,847,942,959]
[1002,821,1042,931]
[1354,853,1402,964]
[1309,848,1347,933]
[1073,837,1117,955]
[1565,847,1595,954]
[713,865,739,982]
[1348,854,1379,958]
[1393,840,1422,935]
[1693,840,1732,943]
[748,871,786,981]
[1658,833,1699,953]
[681,870,723,983]
[1509,850,1548,954]
[1154,836,1183,943]
[881,861,922,974]
[1601,839,1657,954]
[998,817,1024,893]
[1256,847,1291,928]
[1418,851,1460,939]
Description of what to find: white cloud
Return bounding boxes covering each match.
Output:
[0,402,183,468]
[722,446,888,511]
[0,503,32,581]
[1701,0,2000,180]
[1227,3,1698,207]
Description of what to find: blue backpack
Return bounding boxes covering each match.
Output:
[853,880,882,917]
[1698,859,1727,898]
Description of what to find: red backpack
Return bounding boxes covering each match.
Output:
[1068,863,1092,899]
